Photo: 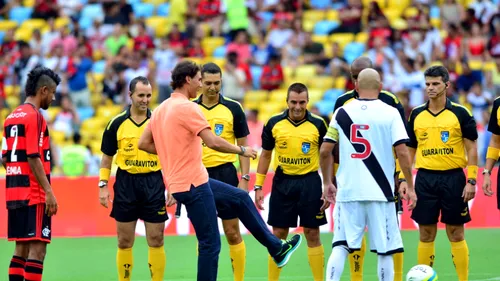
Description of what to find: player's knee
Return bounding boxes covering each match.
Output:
[224,226,242,245]
[146,232,164,247]
[303,227,321,247]
[117,236,135,249]
[445,224,464,242]
[27,242,47,261]
[419,225,437,242]
[14,242,29,258]
[272,228,289,239]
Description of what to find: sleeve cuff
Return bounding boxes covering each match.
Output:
[195,125,211,137]
[393,139,409,147]
[323,138,337,143]
[27,153,41,158]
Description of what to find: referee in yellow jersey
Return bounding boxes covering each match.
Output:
[481,97,498,203]
[254,83,327,281]
[332,57,407,281]
[98,76,167,281]
[404,66,477,281]
[194,62,251,281]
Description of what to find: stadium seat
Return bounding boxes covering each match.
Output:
[269,89,287,102]
[156,3,170,16]
[329,33,355,50]
[133,3,155,18]
[14,27,32,42]
[0,31,5,44]
[335,76,347,89]
[9,7,33,25]
[303,10,326,21]
[127,0,142,4]
[295,65,317,78]
[308,88,324,104]
[145,16,168,29]
[212,45,226,58]
[430,5,440,19]
[309,76,335,90]
[0,20,18,31]
[469,60,483,71]
[50,131,66,145]
[144,0,167,5]
[244,90,268,103]
[55,17,70,29]
[92,60,106,74]
[82,117,106,132]
[343,42,366,64]
[326,10,338,21]
[81,4,104,21]
[20,18,46,30]
[96,105,124,120]
[77,107,95,122]
[257,12,274,29]
[311,0,332,9]
[355,32,368,44]
[250,65,263,89]
[384,8,402,22]
[314,100,336,116]
[201,37,225,57]
[323,88,344,102]
[45,107,61,122]
[483,61,496,71]
[6,96,19,109]
[313,21,339,35]
[312,35,329,45]
[23,0,35,7]
[302,19,315,33]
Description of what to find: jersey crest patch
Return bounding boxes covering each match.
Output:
[441,131,449,143]
[214,124,224,136]
[301,142,311,154]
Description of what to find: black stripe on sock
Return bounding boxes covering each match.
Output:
[25,260,43,274]
[335,108,394,201]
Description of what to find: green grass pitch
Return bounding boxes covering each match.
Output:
[1,229,499,280]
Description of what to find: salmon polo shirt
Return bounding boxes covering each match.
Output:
[148,92,211,194]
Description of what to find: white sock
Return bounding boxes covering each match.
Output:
[377,255,394,281]
[326,246,349,281]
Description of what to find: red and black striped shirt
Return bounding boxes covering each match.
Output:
[2,104,51,209]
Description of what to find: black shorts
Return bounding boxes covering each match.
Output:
[411,168,471,225]
[8,204,52,243]
[111,169,168,223]
[268,169,327,228]
[207,162,239,220]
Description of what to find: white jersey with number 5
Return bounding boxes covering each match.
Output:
[324,99,409,202]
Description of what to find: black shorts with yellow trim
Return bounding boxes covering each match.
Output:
[207,162,239,220]
[111,169,168,223]
[8,203,52,243]
[268,167,327,228]
[411,168,471,225]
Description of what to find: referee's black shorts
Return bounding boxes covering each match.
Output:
[268,167,327,229]
[111,169,168,223]
[207,162,239,220]
[411,168,471,225]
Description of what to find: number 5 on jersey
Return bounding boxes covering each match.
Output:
[350,124,371,159]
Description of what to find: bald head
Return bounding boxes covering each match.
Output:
[350,57,373,78]
[357,68,381,90]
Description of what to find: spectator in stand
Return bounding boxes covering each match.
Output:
[104,23,129,57]
[59,0,83,19]
[457,60,483,96]
[441,0,464,27]
[0,29,17,63]
[133,22,155,53]
[260,53,284,91]
[0,0,12,18]
[13,41,41,100]
[0,55,8,110]
[282,34,303,68]
[329,0,363,34]
[197,0,223,36]
[443,23,463,60]
[60,132,91,177]
[187,38,205,57]
[123,52,149,103]
[222,52,247,102]
[266,19,293,49]
[467,81,493,125]
[246,109,263,150]
[32,0,59,20]
[154,37,178,102]
[52,96,80,138]
[487,21,500,58]
[50,26,78,57]
[226,30,252,65]
[168,23,189,55]
[325,42,349,77]
[302,32,329,71]
[251,31,275,66]
[43,43,69,103]
[464,22,489,61]
[67,44,94,108]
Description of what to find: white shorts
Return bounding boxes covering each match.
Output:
[332,201,404,255]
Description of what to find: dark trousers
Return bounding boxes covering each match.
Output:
[173,178,282,281]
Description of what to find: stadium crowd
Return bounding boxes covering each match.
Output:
[0,0,499,176]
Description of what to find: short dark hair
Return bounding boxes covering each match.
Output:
[129,76,150,93]
[424,65,450,83]
[170,60,201,90]
[287,83,309,100]
[201,63,221,77]
[25,66,61,97]
[73,132,81,144]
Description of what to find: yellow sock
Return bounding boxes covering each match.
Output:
[349,236,366,281]
[148,246,166,281]
[451,240,469,281]
[117,248,133,280]
[229,241,246,281]
[307,245,324,281]
[417,241,436,267]
[393,252,404,281]
[268,255,282,281]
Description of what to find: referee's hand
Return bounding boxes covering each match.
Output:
[99,186,110,208]
[167,192,177,207]
[462,182,476,202]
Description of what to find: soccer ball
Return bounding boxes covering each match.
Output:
[406,264,438,281]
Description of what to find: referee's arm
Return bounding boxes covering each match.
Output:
[233,104,251,191]
[138,123,157,154]
[460,109,479,202]
[99,120,119,208]
[254,120,275,210]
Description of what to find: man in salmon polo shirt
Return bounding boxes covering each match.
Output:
[138,60,303,281]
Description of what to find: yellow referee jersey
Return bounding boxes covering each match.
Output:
[195,94,250,168]
[262,110,327,175]
[407,99,478,171]
[101,106,161,174]
[487,96,500,135]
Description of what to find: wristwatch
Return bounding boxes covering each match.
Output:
[398,178,407,184]
[98,180,108,188]
[241,174,250,181]
[483,169,491,176]
[467,179,477,186]
[254,185,262,191]
[239,146,246,155]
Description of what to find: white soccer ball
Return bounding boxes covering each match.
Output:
[406,264,438,281]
